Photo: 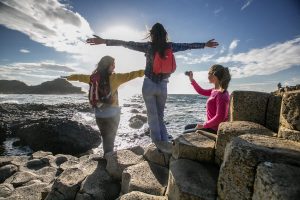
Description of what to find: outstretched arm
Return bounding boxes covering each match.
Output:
[111,69,145,89]
[171,39,219,53]
[188,72,212,96]
[86,35,148,53]
[66,74,90,84]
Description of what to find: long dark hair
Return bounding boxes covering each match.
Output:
[209,64,231,92]
[147,23,168,57]
[93,55,114,90]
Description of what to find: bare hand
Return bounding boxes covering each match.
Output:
[196,124,203,129]
[86,35,106,45]
[205,39,219,48]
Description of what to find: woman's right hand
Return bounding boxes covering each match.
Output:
[86,35,106,45]
[188,71,194,82]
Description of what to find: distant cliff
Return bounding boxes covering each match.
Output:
[0,79,85,94]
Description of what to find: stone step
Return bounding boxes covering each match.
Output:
[218,134,300,200]
[122,161,169,196]
[253,162,300,200]
[215,121,276,165]
[166,159,219,200]
[105,147,145,180]
[172,132,215,163]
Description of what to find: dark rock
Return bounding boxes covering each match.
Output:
[16,118,101,155]
[0,164,18,183]
[129,115,147,129]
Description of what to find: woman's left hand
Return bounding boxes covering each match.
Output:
[196,124,203,129]
[205,39,219,48]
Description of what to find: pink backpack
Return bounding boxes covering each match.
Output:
[152,48,176,74]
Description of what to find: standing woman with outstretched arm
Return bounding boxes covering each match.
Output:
[86,23,219,144]
[65,56,144,154]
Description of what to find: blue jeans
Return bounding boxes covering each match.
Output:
[142,77,168,142]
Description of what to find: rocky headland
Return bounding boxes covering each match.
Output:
[0,79,84,94]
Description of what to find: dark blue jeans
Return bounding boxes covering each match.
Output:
[96,114,120,154]
[142,77,168,142]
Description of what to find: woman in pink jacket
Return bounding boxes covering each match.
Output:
[185,64,231,134]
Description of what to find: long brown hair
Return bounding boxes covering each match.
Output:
[147,23,168,57]
[93,55,114,90]
[209,64,231,91]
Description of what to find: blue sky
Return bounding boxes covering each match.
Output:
[0,0,299,95]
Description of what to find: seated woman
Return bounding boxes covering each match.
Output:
[185,64,231,134]
[65,55,144,154]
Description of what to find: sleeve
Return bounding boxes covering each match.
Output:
[170,42,206,53]
[111,69,145,88]
[203,94,229,129]
[106,39,149,53]
[191,79,212,96]
[66,74,90,84]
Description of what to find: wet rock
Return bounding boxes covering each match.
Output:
[0,103,92,138]
[166,159,218,200]
[173,132,215,163]
[218,134,300,200]
[122,161,169,196]
[129,115,147,129]
[280,92,300,131]
[25,159,48,170]
[215,121,276,165]
[230,91,271,126]
[253,162,300,200]
[0,165,18,183]
[105,148,145,180]
[130,109,140,113]
[17,118,101,155]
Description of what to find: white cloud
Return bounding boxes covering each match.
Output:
[241,0,253,11]
[176,53,217,65]
[0,0,93,54]
[20,49,30,53]
[229,39,240,52]
[217,37,300,78]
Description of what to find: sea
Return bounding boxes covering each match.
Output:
[0,93,207,156]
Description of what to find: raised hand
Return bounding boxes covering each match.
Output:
[205,39,219,48]
[86,35,106,45]
[188,71,194,82]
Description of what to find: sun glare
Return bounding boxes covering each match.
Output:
[100,25,146,41]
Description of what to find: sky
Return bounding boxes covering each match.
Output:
[0,0,300,96]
